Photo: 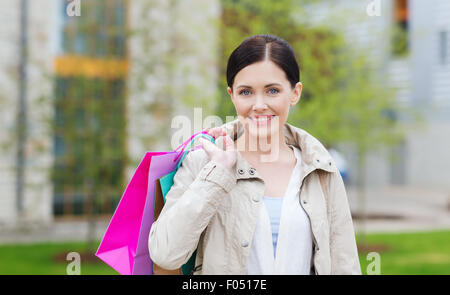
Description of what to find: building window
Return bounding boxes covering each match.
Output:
[61,0,127,58]
[392,0,409,57]
[53,0,128,217]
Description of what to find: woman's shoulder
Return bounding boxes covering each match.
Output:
[285,123,339,174]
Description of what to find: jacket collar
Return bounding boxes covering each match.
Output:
[216,119,338,181]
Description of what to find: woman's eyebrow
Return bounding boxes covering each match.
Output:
[236,83,282,89]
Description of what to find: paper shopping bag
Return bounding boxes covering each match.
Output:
[95,151,176,275]
[151,132,215,275]
[96,131,215,275]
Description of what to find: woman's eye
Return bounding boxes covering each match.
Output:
[268,88,279,94]
[239,89,279,95]
[239,90,251,96]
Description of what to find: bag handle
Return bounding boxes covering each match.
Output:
[174,130,206,152]
[175,133,215,169]
[173,132,216,166]
[173,130,208,162]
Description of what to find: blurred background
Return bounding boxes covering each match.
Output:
[0,0,449,274]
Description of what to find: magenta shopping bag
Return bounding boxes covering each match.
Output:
[96,131,213,275]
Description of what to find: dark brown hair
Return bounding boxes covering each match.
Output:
[226,34,300,90]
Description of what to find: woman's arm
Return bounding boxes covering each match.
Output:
[148,150,237,270]
[327,171,362,275]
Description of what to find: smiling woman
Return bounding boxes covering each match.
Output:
[148,34,361,275]
[226,36,302,147]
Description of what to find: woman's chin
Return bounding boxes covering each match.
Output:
[247,128,279,145]
[239,118,281,148]
[248,128,271,138]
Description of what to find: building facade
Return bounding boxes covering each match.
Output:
[372,0,450,189]
[308,0,450,190]
[0,0,220,228]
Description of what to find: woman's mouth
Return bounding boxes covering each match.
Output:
[248,115,275,126]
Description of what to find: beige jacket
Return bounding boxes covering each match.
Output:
[148,119,361,275]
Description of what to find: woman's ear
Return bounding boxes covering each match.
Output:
[290,82,302,106]
[227,86,234,101]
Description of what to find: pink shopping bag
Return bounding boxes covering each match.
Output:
[95,131,212,275]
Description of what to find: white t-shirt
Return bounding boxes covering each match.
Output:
[246,145,314,275]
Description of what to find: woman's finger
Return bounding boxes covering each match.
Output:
[198,137,219,156]
[223,135,235,152]
[208,127,226,139]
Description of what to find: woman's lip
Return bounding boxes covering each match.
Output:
[248,115,275,125]
[249,115,275,119]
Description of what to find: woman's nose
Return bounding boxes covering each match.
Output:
[252,96,268,111]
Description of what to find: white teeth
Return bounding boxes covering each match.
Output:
[251,116,272,122]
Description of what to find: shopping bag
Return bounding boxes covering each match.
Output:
[152,133,214,275]
[96,131,215,275]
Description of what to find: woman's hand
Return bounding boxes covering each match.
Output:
[198,127,237,171]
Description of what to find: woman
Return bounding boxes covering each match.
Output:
[149,34,361,275]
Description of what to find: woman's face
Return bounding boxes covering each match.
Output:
[228,60,302,144]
